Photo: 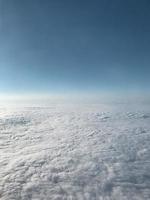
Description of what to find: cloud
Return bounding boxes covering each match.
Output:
[0,104,150,199]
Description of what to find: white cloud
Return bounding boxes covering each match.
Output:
[0,104,150,199]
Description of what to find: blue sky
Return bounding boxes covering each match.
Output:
[0,0,150,96]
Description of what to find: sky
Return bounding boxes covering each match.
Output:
[0,0,150,97]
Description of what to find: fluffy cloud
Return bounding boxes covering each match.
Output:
[0,104,150,200]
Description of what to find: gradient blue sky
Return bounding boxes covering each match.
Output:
[0,0,150,95]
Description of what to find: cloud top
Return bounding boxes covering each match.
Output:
[0,104,150,199]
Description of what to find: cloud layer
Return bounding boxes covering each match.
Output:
[0,104,150,199]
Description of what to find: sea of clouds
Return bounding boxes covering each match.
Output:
[0,103,150,200]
